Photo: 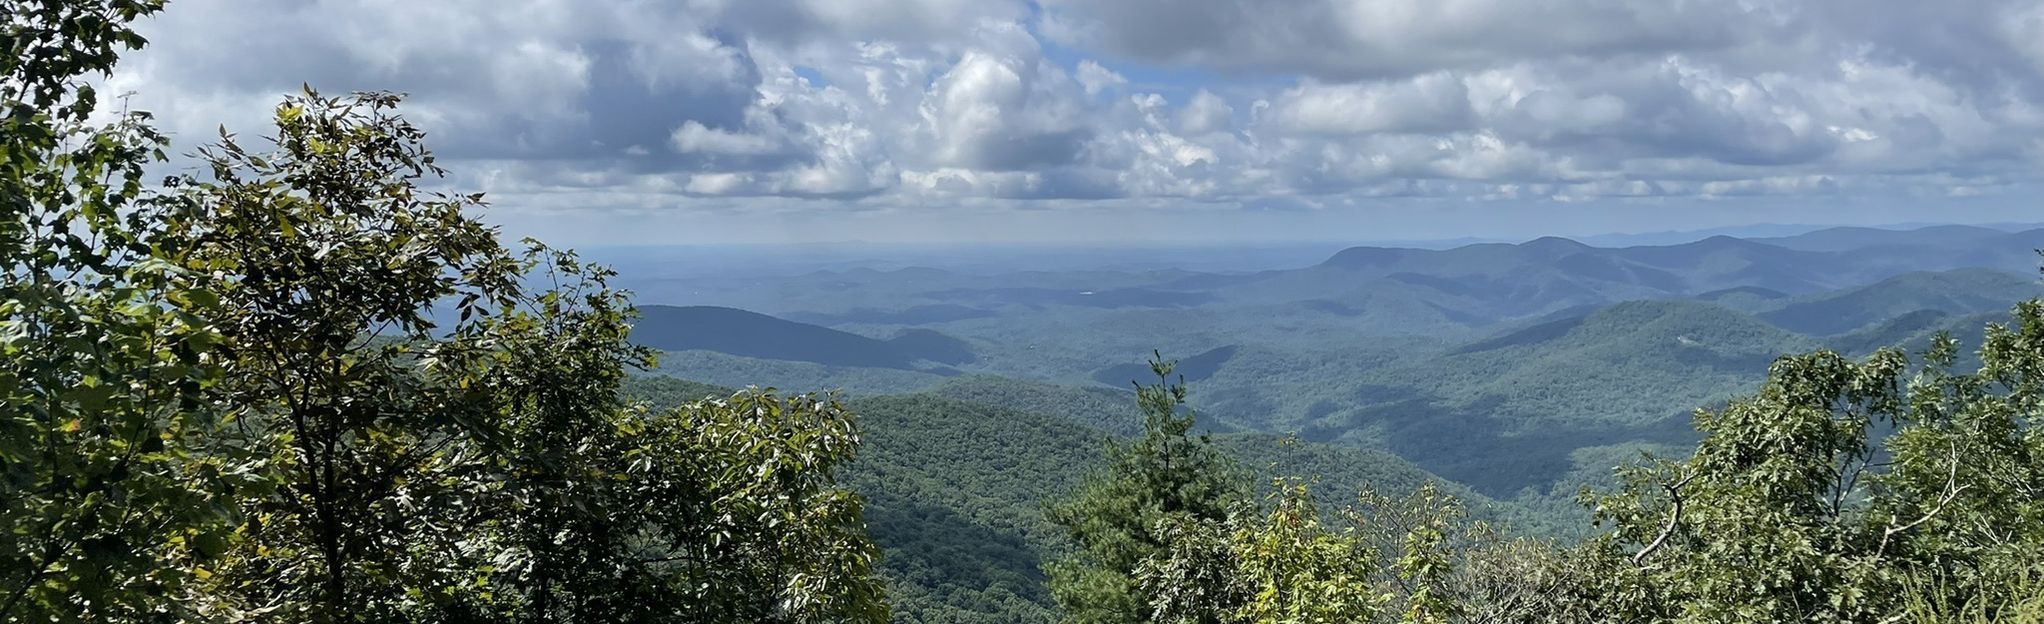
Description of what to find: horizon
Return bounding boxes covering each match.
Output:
[574,219,2044,250]
[574,220,2044,283]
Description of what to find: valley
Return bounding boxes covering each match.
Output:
[598,223,2044,622]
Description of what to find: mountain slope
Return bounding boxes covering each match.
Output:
[1756,224,2014,252]
[924,375,1143,436]
[886,328,978,365]
[1758,268,2036,335]
[622,374,1505,624]
[1091,345,1240,387]
[634,305,975,369]
[1285,299,1815,496]
[634,305,918,368]
[1369,299,1817,426]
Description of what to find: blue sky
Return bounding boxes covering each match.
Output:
[105,0,2044,244]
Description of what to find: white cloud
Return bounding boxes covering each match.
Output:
[671,121,783,155]
[1177,90,1234,135]
[1267,73,1473,135]
[91,0,2044,224]
[1076,60,1127,96]
[915,24,1093,172]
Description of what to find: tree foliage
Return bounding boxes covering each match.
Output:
[1,4,889,621]
[1571,291,2044,623]
[1125,279,2044,624]
[2,0,238,619]
[1045,353,1247,624]
[1139,476,1580,624]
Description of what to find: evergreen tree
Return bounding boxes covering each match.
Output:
[1046,353,1246,623]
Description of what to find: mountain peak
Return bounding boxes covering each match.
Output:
[1320,245,1413,269]
[1522,236,1590,250]
[1519,236,1593,258]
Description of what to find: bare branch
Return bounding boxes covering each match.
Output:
[1633,470,1698,566]
[1878,442,1970,556]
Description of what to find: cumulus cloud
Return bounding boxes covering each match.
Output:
[1075,60,1128,96]
[1177,90,1234,135]
[671,121,784,155]
[919,46,1091,171]
[96,0,2044,223]
[1266,73,1474,135]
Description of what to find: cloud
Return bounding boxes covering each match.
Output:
[90,0,2044,230]
[1266,73,1474,135]
[1177,90,1234,135]
[671,121,785,155]
[1075,60,1127,96]
[1038,0,1776,80]
[918,45,1092,171]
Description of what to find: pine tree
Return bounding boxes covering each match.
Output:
[1046,353,1246,624]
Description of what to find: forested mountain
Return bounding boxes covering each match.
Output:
[632,305,974,369]
[626,254,2040,504]
[614,226,2044,333]
[603,229,2044,588]
[1756,223,2044,253]
[624,374,1498,623]
[1756,268,2033,335]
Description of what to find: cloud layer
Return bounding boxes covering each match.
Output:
[105,0,2044,234]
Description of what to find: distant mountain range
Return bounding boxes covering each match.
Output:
[622,223,2043,515]
[612,224,2044,622]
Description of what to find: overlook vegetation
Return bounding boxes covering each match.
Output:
[5,2,2044,623]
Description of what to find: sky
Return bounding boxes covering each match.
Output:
[103,0,2044,245]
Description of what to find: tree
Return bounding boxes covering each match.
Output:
[1581,284,2044,622]
[159,87,523,621]
[1139,476,1578,624]
[157,88,892,623]
[1142,480,1385,624]
[1046,353,1246,624]
[443,247,894,624]
[626,388,891,623]
[1878,300,2044,615]
[4,2,895,617]
[2,1,253,620]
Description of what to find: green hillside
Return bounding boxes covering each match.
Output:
[1379,299,1817,425]
[923,375,1145,436]
[622,373,1505,623]
[654,349,949,396]
[842,394,1102,624]
[1758,268,2035,335]
[1277,300,1816,496]
[634,305,927,368]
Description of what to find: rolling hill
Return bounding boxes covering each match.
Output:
[1090,345,1240,387]
[1757,268,2036,335]
[1753,224,2019,252]
[611,224,2044,555]
[578,224,2044,623]
[632,305,975,369]
[1274,299,1818,496]
[622,373,1504,624]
